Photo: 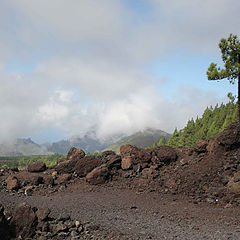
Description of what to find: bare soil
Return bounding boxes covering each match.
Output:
[1,178,240,240]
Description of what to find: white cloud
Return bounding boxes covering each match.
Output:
[0,0,238,143]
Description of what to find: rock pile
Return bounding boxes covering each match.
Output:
[1,123,240,206]
[0,202,109,239]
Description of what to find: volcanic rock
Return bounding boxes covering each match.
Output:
[120,144,139,157]
[10,202,37,239]
[36,207,50,221]
[194,140,208,154]
[14,172,44,186]
[227,170,240,194]
[57,157,68,164]
[86,164,109,185]
[27,161,46,172]
[107,155,121,169]
[55,173,71,185]
[100,150,117,163]
[55,159,78,174]
[67,147,85,160]
[5,175,19,190]
[74,156,102,177]
[152,146,177,165]
[121,155,133,170]
[215,122,240,151]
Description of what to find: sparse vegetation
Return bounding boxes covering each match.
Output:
[0,154,65,168]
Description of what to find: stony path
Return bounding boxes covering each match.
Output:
[1,186,240,240]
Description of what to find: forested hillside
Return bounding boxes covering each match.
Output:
[0,154,65,168]
[151,95,238,148]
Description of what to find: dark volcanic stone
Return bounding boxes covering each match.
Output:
[86,165,109,185]
[10,202,37,239]
[28,162,47,173]
[74,156,102,177]
[55,159,78,174]
[152,146,177,165]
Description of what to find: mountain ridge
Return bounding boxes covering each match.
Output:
[0,128,171,156]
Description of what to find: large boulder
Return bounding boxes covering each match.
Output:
[0,204,10,240]
[152,146,177,165]
[67,147,85,160]
[99,151,117,163]
[55,173,71,185]
[86,165,109,185]
[107,155,121,169]
[55,159,78,174]
[120,144,139,157]
[27,162,46,173]
[74,156,102,177]
[5,175,19,190]
[216,122,240,151]
[14,172,44,186]
[10,203,37,239]
[138,149,152,168]
[121,156,133,170]
[120,145,140,170]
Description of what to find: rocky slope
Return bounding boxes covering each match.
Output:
[0,123,240,239]
[0,128,169,156]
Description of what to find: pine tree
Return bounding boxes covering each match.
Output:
[207,34,240,122]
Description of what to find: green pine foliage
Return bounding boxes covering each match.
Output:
[152,96,238,148]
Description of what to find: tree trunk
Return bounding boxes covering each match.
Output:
[239,71,240,122]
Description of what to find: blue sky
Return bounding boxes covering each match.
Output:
[0,0,239,143]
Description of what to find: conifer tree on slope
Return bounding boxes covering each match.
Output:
[207,34,240,122]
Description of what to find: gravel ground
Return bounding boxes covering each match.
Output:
[1,183,240,240]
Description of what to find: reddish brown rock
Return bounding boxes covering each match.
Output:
[86,165,109,185]
[107,155,121,169]
[14,172,43,186]
[194,139,208,154]
[10,202,37,239]
[67,147,85,160]
[120,144,139,157]
[121,156,133,170]
[55,159,78,174]
[5,175,19,190]
[227,171,240,194]
[55,174,71,185]
[74,156,102,177]
[152,146,177,165]
[36,207,50,221]
[27,162,46,173]
[100,151,117,163]
[216,122,240,150]
[141,166,158,180]
[42,174,54,186]
[57,157,68,164]
[206,138,218,154]
[138,149,152,163]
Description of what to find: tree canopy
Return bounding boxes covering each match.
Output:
[207,34,240,121]
[150,97,237,148]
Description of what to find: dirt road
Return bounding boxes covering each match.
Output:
[1,183,240,240]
